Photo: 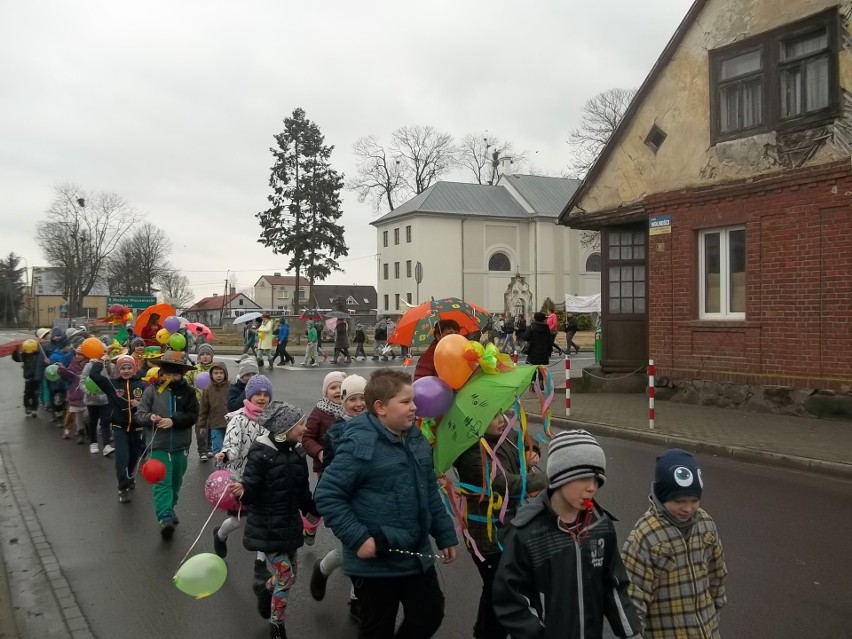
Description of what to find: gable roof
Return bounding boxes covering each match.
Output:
[370,181,529,225]
[255,274,299,286]
[185,292,260,313]
[501,174,581,217]
[558,0,707,225]
[305,285,378,312]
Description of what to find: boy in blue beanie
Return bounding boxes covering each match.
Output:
[621,449,728,638]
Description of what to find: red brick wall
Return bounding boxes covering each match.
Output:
[647,161,852,390]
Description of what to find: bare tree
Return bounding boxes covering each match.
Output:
[349,135,408,212]
[391,125,458,195]
[37,184,137,316]
[105,222,173,295]
[567,87,637,177]
[158,271,194,310]
[458,132,527,185]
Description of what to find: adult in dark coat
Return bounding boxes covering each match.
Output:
[333,319,351,364]
[523,312,553,366]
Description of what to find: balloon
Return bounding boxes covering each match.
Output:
[164,316,181,333]
[194,371,211,390]
[413,376,454,418]
[83,377,100,393]
[108,303,124,316]
[434,334,476,390]
[141,458,167,483]
[169,333,187,351]
[22,339,38,354]
[204,470,238,511]
[80,337,105,359]
[142,366,160,383]
[156,329,171,345]
[173,553,228,599]
[44,364,60,382]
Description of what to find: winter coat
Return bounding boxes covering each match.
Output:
[88,361,146,430]
[244,326,257,347]
[277,323,290,342]
[12,348,45,382]
[453,431,547,555]
[220,410,265,476]
[621,498,727,639]
[315,412,458,578]
[413,340,438,380]
[306,326,318,343]
[136,378,199,452]
[566,316,578,333]
[546,312,558,331]
[302,405,336,474]
[240,433,318,554]
[353,329,366,344]
[514,317,527,338]
[47,349,72,392]
[257,319,275,350]
[197,362,229,430]
[322,416,348,470]
[226,380,247,412]
[493,492,640,639]
[140,323,160,347]
[374,324,387,341]
[335,322,349,349]
[57,358,85,408]
[524,321,554,365]
[80,360,109,406]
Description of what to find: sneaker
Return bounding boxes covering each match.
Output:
[77,431,85,444]
[118,489,131,504]
[213,526,228,558]
[269,622,287,639]
[103,444,115,457]
[311,363,319,367]
[303,527,317,546]
[159,518,175,540]
[172,511,180,525]
[310,561,327,601]
[128,479,136,491]
[199,452,209,462]
[26,411,37,418]
[349,597,361,624]
[89,443,99,454]
[254,558,271,581]
[299,362,307,367]
[62,429,71,439]
[253,581,272,619]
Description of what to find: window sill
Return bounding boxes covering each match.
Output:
[679,320,760,330]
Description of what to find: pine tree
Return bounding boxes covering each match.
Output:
[0,253,26,327]
[256,108,348,312]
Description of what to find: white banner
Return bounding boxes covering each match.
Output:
[564,294,601,313]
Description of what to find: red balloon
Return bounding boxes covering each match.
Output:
[141,458,167,484]
[108,303,124,315]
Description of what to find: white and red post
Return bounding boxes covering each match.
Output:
[565,356,571,417]
[648,359,655,429]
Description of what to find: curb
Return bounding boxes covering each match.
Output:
[536,413,852,480]
[0,444,95,639]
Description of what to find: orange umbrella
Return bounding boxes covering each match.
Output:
[134,303,176,336]
[389,297,486,348]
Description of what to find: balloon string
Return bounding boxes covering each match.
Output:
[178,489,227,567]
[128,423,161,481]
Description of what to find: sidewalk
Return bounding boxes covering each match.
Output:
[520,393,852,479]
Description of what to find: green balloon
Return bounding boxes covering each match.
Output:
[44,364,60,382]
[173,553,227,599]
[84,377,100,394]
[169,333,187,351]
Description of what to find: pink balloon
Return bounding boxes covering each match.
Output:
[413,376,455,418]
[194,371,211,390]
[204,470,238,511]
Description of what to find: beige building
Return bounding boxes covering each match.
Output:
[30,267,110,327]
[370,174,600,315]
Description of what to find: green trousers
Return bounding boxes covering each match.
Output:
[151,449,188,522]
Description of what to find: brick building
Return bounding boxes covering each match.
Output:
[560,0,852,416]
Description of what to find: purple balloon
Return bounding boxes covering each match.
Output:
[194,371,211,390]
[413,376,454,418]
[164,316,181,332]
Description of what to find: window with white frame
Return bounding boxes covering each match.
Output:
[699,227,746,319]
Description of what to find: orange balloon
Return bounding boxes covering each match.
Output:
[80,337,105,360]
[434,334,476,390]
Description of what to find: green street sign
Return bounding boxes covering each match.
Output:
[107,295,157,308]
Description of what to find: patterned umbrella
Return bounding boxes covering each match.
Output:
[389,297,488,348]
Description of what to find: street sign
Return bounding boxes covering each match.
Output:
[59,304,69,313]
[107,295,157,307]
[414,262,423,284]
[649,215,672,235]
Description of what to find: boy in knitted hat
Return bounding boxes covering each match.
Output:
[621,449,727,638]
[493,430,640,639]
[228,355,259,411]
[187,343,216,461]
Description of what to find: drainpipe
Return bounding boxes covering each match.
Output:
[534,219,539,311]
[460,217,466,299]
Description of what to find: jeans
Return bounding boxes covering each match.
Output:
[356,567,444,639]
[23,380,39,412]
[113,427,144,491]
[274,341,294,364]
[354,343,366,359]
[471,551,506,639]
[151,449,188,522]
[87,404,113,446]
[210,428,225,454]
[565,330,579,353]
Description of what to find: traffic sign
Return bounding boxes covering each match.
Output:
[107,295,157,307]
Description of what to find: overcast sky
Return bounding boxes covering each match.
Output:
[0,0,689,301]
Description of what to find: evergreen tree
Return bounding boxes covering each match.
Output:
[256,108,348,312]
[0,253,26,327]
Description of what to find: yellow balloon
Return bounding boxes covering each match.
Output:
[156,328,171,345]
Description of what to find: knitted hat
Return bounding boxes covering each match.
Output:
[258,401,304,437]
[341,375,367,400]
[130,337,145,351]
[237,356,259,379]
[322,371,347,396]
[245,374,273,401]
[546,430,607,490]
[653,449,703,503]
[533,312,546,322]
[114,354,138,375]
[197,344,215,358]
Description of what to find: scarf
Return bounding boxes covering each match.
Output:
[651,487,697,538]
[242,399,264,420]
[316,396,345,418]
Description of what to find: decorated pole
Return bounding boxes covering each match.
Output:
[565,355,571,417]
[648,359,655,429]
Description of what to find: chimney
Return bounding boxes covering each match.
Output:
[500,156,513,176]
[229,286,236,295]
[274,272,281,276]
[213,293,218,297]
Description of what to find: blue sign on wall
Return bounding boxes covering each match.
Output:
[649,215,672,235]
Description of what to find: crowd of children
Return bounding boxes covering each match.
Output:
[8,324,728,639]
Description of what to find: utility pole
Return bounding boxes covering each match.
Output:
[218,271,229,326]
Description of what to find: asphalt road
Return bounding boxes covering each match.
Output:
[1,331,851,638]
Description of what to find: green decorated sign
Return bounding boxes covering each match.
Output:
[107,295,157,308]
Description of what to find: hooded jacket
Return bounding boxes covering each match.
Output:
[220,408,265,476]
[227,379,247,412]
[277,322,290,342]
[12,348,45,382]
[621,497,727,639]
[240,433,318,554]
[88,361,147,430]
[493,492,640,639]
[315,412,458,579]
[257,318,275,350]
[57,357,86,408]
[136,377,198,452]
[198,361,229,430]
[524,320,554,365]
[302,403,338,474]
